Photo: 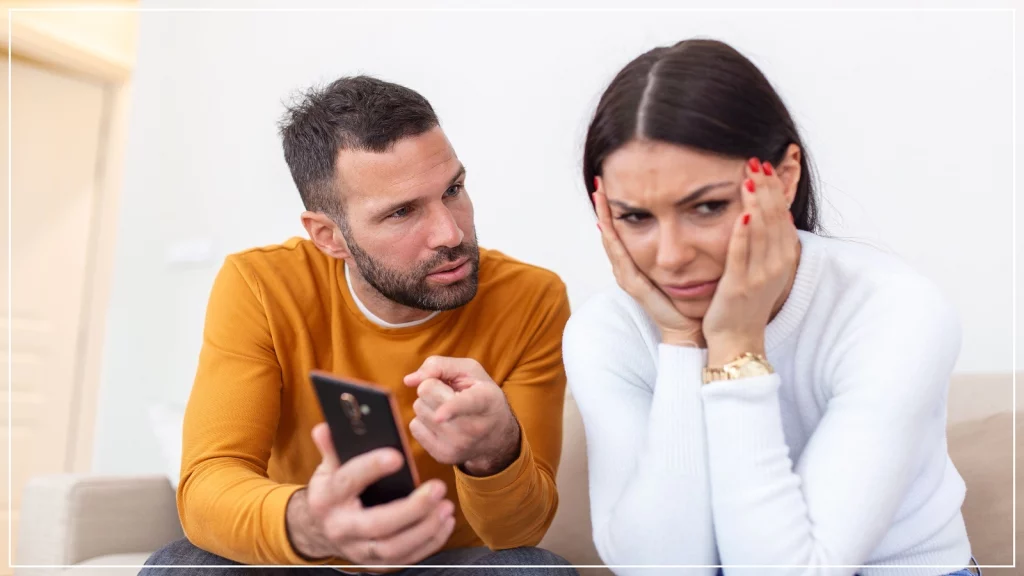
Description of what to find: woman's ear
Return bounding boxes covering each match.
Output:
[301,211,352,260]
[776,143,802,209]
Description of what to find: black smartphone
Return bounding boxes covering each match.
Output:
[310,371,420,507]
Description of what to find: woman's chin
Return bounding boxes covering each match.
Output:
[671,298,710,322]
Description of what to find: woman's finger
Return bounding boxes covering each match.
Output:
[739,171,764,278]
[594,190,644,284]
[758,160,789,267]
[722,205,752,289]
[745,160,771,275]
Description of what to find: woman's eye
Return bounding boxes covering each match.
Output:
[615,212,651,224]
[694,201,729,216]
[444,184,463,198]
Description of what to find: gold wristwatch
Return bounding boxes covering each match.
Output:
[702,352,774,384]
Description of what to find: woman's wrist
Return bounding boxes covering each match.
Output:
[660,327,705,349]
[706,334,765,367]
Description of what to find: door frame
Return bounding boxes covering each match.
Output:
[0,6,136,473]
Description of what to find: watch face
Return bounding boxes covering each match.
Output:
[726,355,773,379]
[735,362,772,378]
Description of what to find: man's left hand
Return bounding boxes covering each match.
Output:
[403,356,521,477]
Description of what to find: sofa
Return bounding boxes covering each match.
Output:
[13,373,1022,575]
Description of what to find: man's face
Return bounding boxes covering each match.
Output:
[335,127,479,311]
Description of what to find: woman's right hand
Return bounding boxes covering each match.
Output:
[593,183,705,348]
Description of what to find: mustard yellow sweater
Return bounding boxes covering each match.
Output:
[177,238,570,567]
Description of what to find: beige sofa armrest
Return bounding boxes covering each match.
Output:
[16,474,184,566]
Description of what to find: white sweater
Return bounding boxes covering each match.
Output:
[563,231,973,576]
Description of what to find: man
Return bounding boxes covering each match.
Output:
[141,76,574,575]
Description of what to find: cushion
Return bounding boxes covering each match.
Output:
[946,410,1021,569]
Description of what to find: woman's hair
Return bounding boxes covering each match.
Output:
[583,39,821,232]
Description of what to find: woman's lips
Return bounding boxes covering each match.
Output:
[661,280,718,299]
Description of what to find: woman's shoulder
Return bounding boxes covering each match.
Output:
[804,232,961,347]
[805,233,945,299]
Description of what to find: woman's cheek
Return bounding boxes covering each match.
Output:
[620,227,659,273]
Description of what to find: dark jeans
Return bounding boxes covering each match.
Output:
[139,537,577,575]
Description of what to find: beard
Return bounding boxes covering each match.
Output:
[345,232,480,312]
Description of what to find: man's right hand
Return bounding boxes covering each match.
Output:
[285,422,456,566]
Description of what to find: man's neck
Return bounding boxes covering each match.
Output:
[344,263,437,326]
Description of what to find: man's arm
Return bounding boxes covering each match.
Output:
[453,279,571,549]
[176,257,328,566]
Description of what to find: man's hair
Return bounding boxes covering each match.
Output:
[278,75,439,218]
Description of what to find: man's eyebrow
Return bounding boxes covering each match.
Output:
[375,164,468,217]
[447,164,466,187]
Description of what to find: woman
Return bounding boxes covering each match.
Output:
[564,39,977,576]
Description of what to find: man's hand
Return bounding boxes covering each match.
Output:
[285,423,456,567]
[403,356,521,477]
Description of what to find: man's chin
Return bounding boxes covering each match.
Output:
[420,272,479,311]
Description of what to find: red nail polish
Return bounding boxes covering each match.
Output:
[744,179,755,192]
[743,213,751,225]
[763,162,774,176]
[593,176,599,190]
[748,158,760,173]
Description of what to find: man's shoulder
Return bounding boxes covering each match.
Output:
[223,237,327,278]
[477,248,567,301]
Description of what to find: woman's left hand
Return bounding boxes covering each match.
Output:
[702,158,800,367]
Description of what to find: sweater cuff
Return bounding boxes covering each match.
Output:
[454,432,534,495]
[657,343,708,381]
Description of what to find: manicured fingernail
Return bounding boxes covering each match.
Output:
[763,162,774,176]
[748,158,760,173]
[743,213,751,225]
[744,178,755,193]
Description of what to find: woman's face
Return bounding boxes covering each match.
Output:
[599,140,799,320]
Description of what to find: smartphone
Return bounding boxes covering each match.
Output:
[310,371,420,507]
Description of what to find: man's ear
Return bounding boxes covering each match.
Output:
[301,211,352,260]
[775,143,802,209]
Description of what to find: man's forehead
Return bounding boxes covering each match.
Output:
[336,129,459,200]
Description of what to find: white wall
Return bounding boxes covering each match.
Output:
[92,1,1019,475]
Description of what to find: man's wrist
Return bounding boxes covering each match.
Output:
[461,412,522,477]
[285,488,333,561]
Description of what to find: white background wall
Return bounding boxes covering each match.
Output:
[91,0,1020,475]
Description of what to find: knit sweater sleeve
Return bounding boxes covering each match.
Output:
[700,276,963,575]
[562,293,718,575]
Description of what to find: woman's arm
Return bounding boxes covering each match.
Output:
[701,279,962,574]
[563,294,718,575]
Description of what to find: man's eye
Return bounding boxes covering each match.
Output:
[388,206,411,219]
[444,184,463,198]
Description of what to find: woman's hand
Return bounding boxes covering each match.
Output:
[593,182,704,348]
[702,158,800,366]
